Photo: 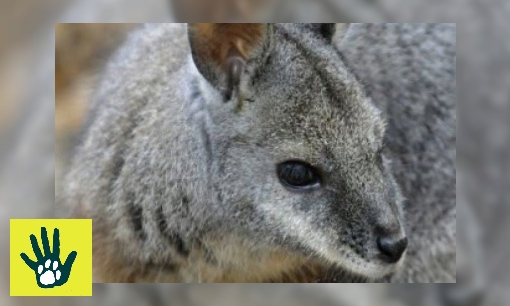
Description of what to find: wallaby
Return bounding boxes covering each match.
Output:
[61,23,456,283]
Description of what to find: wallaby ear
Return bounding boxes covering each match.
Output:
[335,23,351,42]
[305,23,350,43]
[188,23,271,101]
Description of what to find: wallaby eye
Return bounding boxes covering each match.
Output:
[277,160,322,191]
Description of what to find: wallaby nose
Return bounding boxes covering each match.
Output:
[377,235,407,263]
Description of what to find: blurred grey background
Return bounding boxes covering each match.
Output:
[1,0,509,305]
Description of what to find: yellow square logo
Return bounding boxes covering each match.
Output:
[10,219,92,296]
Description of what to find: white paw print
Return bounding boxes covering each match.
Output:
[37,259,61,285]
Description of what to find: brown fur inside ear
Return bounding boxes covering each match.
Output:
[189,23,266,70]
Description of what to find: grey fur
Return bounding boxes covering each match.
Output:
[338,23,456,282]
[61,23,456,282]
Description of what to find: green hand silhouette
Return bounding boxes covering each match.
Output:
[20,227,77,288]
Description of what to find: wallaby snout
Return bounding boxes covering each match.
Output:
[373,215,407,263]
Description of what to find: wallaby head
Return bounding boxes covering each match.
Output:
[187,23,407,280]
